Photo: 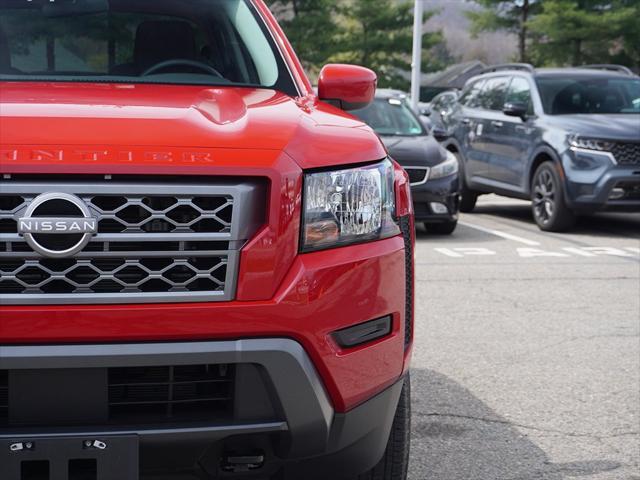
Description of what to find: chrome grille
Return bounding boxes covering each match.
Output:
[0,181,264,304]
[0,257,227,294]
[612,142,640,166]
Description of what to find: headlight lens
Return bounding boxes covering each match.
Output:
[301,159,399,252]
[568,135,614,152]
[429,150,459,180]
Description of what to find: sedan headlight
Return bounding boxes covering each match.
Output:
[429,150,459,180]
[301,159,399,252]
[568,134,614,152]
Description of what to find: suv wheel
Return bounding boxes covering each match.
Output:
[453,152,478,212]
[531,162,575,232]
[459,187,478,213]
[357,375,411,480]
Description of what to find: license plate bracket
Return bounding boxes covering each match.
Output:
[1,435,138,480]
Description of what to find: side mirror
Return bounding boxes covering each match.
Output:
[318,64,377,111]
[432,126,450,142]
[503,102,528,120]
[420,106,432,117]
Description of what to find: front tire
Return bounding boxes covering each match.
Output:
[357,375,411,480]
[459,187,478,213]
[531,162,575,232]
[453,151,478,212]
[425,220,457,235]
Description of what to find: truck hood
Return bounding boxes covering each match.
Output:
[544,114,640,142]
[0,82,384,172]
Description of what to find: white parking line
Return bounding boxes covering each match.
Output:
[458,221,541,246]
[433,247,497,258]
[434,248,463,258]
[431,246,640,259]
[563,247,597,257]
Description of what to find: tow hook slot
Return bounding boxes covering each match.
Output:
[9,441,35,452]
[221,452,265,473]
[83,439,107,450]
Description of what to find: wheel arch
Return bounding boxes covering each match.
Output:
[442,139,461,155]
[527,146,563,196]
[441,139,466,179]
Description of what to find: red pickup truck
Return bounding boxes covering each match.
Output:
[0,1,414,479]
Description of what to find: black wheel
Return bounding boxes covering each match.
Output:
[459,186,477,213]
[357,375,411,480]
[425,220,457,235]
[531,162,575,232]
[452,151,478,212]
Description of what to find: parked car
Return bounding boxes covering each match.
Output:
[442,63,640,231]
[352,89,460,234]
[419,89,459,133]
[0,1,414,479]
[417,101,434,132]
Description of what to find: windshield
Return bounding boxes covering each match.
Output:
[352,98,425,136]
[536,76,640,115]
[0,0,296,93]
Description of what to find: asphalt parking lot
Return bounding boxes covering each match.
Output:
[409,194,640,480]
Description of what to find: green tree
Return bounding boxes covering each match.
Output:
[615,2,640,69]
[266,0,342,77]
[528,0,639,68]
[466,0,542,63]
[331,0,441,90]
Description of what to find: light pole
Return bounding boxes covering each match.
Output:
[410,0,424,112]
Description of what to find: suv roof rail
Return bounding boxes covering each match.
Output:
[480,63,535,74]
[579,64,634,75]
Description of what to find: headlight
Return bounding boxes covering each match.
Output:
[301,159,399,252]
[568,135,614,152]
[429,150,459,180]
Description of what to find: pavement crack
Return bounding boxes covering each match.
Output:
[417,411,640,440]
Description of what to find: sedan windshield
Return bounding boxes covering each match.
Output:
[352,98,425,136]
[536,76,640,115]
[0,0,296,94]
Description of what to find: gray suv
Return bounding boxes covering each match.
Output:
[442,64,640,231]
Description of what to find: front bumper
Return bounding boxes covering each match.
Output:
[562,150,640,213]
[0,234,410,413]
[411,173,460,222]
[0,340,404,479]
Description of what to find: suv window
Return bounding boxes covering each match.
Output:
[477,76,510,111]
[431,96,444,110]
[505,76,533,114]
[536,76,640,115]
[435,92,458,110]
[0,0,296,95]
[459,79,485,108]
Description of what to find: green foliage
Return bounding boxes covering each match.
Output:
[330,0,418,89]
[265,0,342,78]
[268,0,447,90]
[466,0,542,62]
[528,0,640,68]
[467,0,638,68]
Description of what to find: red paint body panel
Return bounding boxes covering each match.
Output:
[318,64,377,111]
[0,237,407,412]
[0,82,386,171]
[0,0,412,414]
